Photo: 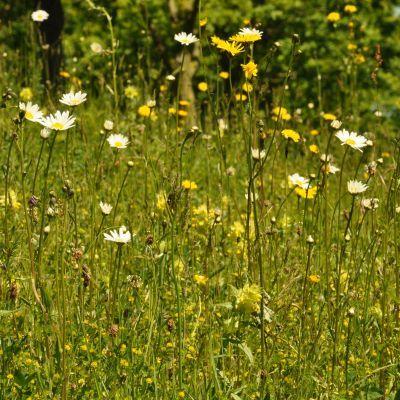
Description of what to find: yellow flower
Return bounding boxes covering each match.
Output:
[308,274,320,283]
[235,93,247,101]
[354,54,366,64]
[199,17,207,27]
[146,377,153,384]
[236,284,261,314]
[211,36,244,56]
[243,18,251,25]
[310,129,319,136]
[178,109,188,117]
[242,82,253,92]
[124,85,138,99]
[59,70,70,78]
[182,180,198,190]
[322,113,336,121]
[272,107,291,121]
[7,374,14,380]
[160,84,167,92]
[231,221,245,237]
[0,190,21,210]
[168,107,176,114]
[327,12,341,22]
[344,4,357,13]
[156,192,166,210]
[347,43,357,51]
[194,274,208,285]
[138,105,151,117]
[178,391,185,398]
[198,82,208,92]
[281,129,300,143]
[241,61,258,79]
[120,359,129,367]
[19,87,33,101]
[295,186,317,199]
[230,27,263,43]
[309,144,319,154]
[219,71,229,79]
[179,100,190,107]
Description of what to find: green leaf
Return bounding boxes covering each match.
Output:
[238,342,254,365]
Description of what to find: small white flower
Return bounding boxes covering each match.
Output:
[324,163,340,174]
[288,173,309,189]
[31,10,49,22]
[166,75,176,81]
[19,102,43,123]
[330,120,342,129]
[147,99,156,108]
[104,226,132,244]
[103,120,114,131]
[347,180,368,195]
[41,110,76,131]
[40,128,51,139]
[218,119,228,133]
[59,91,87,106]
[90,42,103,54]
[107,134,129,149]
[251,148,266,160]
[174,32,199,46]
[361,198,379,210]
[99,202,113,215]
[335,130,368,152]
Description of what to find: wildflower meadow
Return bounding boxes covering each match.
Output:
[2,1,400,399]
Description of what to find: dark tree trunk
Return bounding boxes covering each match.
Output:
[34,0,64,86]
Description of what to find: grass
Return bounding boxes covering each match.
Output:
[1,4,400,400]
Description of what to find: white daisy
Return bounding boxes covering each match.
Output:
[31,10,49,22]
[104,226,132,244]
[99,202,113,215]
[330,120,342,129]
[19,102,43,123]
[59,91,87,106]
[361,198,379,210]
[174,32,199,46]
[166,75,176,81]
[41,110,76,131]
[347,180,368,195]
[107,134,129,149]
[288,173,309,189]
[239,27,263,37]
[335,130,368,152]
[323,163,340,174]
[40,128,51,139]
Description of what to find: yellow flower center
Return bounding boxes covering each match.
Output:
[51,122,64,130]
[25,111,33,120]
[345,138,356,145]
[114,141,123,148]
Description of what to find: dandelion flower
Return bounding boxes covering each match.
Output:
[59,91,87,106]
[211,36,244,56]
[19,102,43,123]
[231,27,263,43]
[347,180,368,195]
[241,61,258,79]
[242,82,253,92]
[344,5,357,13]
[99,202,113,215]
[107,134,129,149]
[335,130,368,152]
[219,71,229,79]
[19,87,33,101]
[31,10,49,22]
[295,185,318,199]
[138,105,151,117]
[309,144,319,154]
[327,12,341,22]
[174,32,198,46]
[282,129,300,143]
[41,110,76,131]
[182,180,198,190]
[198,82,208,92]
[194,274,208,285]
